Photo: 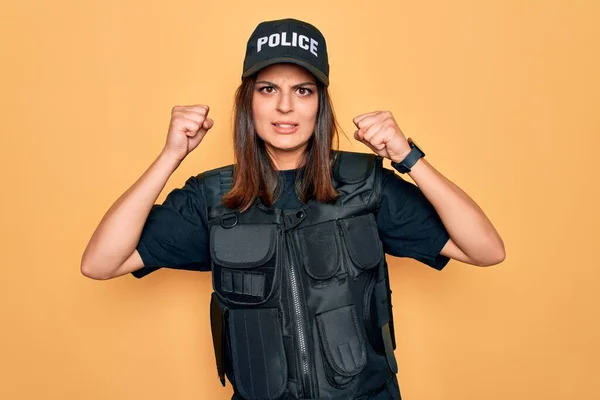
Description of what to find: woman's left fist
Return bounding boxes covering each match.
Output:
[353,111,411,163]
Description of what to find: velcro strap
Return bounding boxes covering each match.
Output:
[374,280,390,328]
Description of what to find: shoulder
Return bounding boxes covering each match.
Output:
[166,164,234,199]
[191,163,236,192]
[332,150,381,183]
[377,166,432,212]
[380,166,409,190]
[191,163,235,209]
[195,163,235,182]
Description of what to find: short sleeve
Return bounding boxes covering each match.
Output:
[131,175,211,278]
[376,167,451,270]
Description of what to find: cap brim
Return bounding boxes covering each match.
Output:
[242,57,329,86]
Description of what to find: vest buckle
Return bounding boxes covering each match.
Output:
[220,212,238,229]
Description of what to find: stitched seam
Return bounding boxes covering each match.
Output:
[257,310,270,397]
[244,312,255,399]
[351,306,366,370]
[229,315,243,396]
[349,340,357,369]
[337,344,347,370]
[273,310,286,395]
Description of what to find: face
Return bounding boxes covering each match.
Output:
[252,63,319,168]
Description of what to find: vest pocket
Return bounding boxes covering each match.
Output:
[338,213,383,271]
[210,224,279,305]
[297,220,344,286]
[227,308,287,400]
[316,304,367,388]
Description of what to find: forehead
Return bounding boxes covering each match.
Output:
[256,63,317,84]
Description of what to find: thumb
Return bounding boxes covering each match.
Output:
[203,118,214,130]
[198,118,214,136]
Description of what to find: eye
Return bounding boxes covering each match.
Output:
[257,86,314,96]
[258,86,275,93]
[297,87,313,96]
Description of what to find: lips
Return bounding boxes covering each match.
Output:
[272,122,299,134]
[272,122,298,127]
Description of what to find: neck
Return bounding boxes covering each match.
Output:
[266,144,307,170]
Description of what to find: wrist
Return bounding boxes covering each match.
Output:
[390,137,426,174]
[391,147,412,164]
[158,150,184,168]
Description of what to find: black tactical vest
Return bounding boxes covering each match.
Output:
[200,151,401,400]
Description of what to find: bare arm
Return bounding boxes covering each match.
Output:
[80,104,214,280]
[80,152,182,279]
[352,111,505,267]
[404,156,505,266]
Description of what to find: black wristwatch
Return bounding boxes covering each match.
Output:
[391,138,425,174]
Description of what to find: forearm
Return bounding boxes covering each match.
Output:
[81,151,182,276]
[400,156,505,264]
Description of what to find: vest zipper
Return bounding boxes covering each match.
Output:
[284,231,313,398]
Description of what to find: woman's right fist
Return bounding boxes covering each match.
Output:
[163,104,214,162]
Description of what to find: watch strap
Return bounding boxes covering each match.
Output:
[391,138,424,173]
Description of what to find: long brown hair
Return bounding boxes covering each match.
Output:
[222,73,342,212]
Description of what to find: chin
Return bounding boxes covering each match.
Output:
[263,134,311,152]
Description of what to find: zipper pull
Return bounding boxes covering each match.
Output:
[335,219,344,236]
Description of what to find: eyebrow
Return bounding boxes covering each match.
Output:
[256,80,317,89]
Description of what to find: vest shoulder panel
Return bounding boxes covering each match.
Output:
[196,150,384,220]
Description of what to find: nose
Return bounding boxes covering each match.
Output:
[276,91,293,113]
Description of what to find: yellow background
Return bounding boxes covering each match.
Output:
[1,0,598,399]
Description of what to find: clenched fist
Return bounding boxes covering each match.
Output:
[352,111,411,163]
[163,104,214,162]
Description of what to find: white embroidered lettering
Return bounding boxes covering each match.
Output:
[268,33,280,47]
[310,39,318,57]
[257,37,268,52]
[299,35,309,50]
[255,32,319,56]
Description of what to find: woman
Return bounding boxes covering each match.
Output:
[81,18,505,400]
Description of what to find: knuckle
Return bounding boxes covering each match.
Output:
[195,105,209,115]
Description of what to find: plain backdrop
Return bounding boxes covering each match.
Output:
[1,0,598,399]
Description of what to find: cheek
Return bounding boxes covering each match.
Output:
[307,100,319,120]
[297,100,318,121]
[251,101,271,136]
[252,100,266,122]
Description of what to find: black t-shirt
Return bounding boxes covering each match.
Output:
[132,167,451,279]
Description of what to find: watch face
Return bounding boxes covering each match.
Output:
[392,161,410,173]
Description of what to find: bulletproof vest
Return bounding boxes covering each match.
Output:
[199,151,400,400]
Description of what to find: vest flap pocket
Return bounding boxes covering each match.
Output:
[316,304,367,377]
[339,214,382,270]
[297,221,340,280]
[210,224,276,269]
[228,308,287,400]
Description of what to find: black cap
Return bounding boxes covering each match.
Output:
[242,18,329,86]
